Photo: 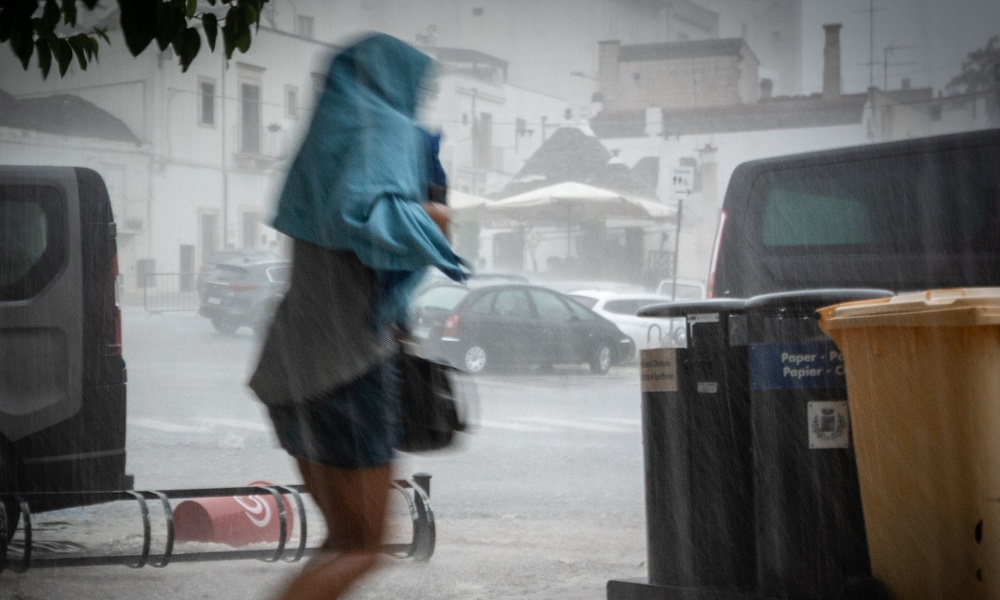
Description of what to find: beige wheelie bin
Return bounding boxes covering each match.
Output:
[817,289,1000,600]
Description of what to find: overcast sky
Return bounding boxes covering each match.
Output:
[800,0,1000,95]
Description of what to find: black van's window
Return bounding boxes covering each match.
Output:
[763,190,873,246]
[756,145,1000,254]
[0,185,67,301]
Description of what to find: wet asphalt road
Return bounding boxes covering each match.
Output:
[0,307,649,600]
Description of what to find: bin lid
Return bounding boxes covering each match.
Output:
[637,298,747,318]
[744,289,894,318]
[818,288,1000,329]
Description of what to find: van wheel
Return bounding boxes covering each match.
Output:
[589,344,612,374]
[0,445,19,546]
[211,316,240,334]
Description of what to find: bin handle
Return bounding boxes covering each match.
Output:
[646,324,663,343]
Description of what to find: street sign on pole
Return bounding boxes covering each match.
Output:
[671,166,694,199]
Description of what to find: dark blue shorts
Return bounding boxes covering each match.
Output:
[267,357,401,469]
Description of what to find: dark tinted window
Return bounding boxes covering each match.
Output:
[467,292,495,315]
[755,145,1000,255]
[493,289,531,319]
[530,290,573,323]
[0,184,67,301]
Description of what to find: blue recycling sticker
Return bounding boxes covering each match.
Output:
[749,340,846,390]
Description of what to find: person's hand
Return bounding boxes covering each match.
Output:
[421,202,451,242]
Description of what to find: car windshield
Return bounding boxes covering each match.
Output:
[414,285,469,310]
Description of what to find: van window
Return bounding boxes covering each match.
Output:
[755,146,1000,255]
[0,185,67,301]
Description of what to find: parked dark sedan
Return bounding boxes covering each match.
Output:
[198,258,291,335]
[411,283,633,374]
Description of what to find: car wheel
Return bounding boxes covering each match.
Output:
[463,345,488,374]
[211,315,240,334]
[589,344,612,374]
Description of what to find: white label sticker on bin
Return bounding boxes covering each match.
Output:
[688,313,721,324]
[640,347,678,393]
[807,401,851,449]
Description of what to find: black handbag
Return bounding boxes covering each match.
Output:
[397,349,471,452]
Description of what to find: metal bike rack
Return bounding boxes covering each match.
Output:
[0,474,434,573]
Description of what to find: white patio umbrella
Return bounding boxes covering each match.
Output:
[486,181,674,253]
[447,189,490,211]
[489,181,673,221]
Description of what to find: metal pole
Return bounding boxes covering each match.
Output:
[869,0,875,89]
[220,54,229,248]
[671,196,684,301]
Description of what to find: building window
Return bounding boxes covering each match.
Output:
[473,112,493,170]
[311,72,325,100]
[199,78,216,126]
[472,7,483,16]
[295,15,314,38]
[285,85,298,119]
[240,81,261,154]
[242,211,261,249]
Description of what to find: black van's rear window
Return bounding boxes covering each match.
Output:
[756,144,1000,254]
[0,185,67,300]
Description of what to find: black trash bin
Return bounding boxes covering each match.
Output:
[744,289,892,600]
[608,289,894,600]
[609,299,755,599]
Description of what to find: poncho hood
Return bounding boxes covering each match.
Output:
[272,33,465,282]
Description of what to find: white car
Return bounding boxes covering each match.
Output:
[654,278,707,301]
[565,290,683,358]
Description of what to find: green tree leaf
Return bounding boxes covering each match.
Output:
[42,0,61,31]
[202,12,218,51]
[178,26,200,71]
[154,2,183,51]
[55,37,72,75]
[61,0,78,27]
[93,26,109,44]
[120,0,156,56]
[185,0,198,19]
[34,37,52,78]
[68,33,88,69]
[10,19,33,69]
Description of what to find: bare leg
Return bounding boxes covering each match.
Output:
[278,459,394,600]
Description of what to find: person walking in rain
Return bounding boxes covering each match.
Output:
[248,33,465,599]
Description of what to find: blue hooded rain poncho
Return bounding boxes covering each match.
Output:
[273,33,465,322]
[249,34,465,407]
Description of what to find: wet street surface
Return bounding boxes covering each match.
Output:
[1,307,649,599]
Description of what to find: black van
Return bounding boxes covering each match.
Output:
[0,166,130,538]
[709,128,1000,297]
